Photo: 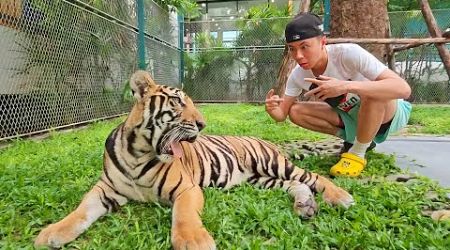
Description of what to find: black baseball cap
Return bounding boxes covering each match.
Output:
[285,13,324,43]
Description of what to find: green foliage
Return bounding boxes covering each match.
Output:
[240,4,290,19]
[235,5,289,46]
[198,104,325,142]
[408,104,450,134]
[83,0,136,21]
[15,0,134,125]
[233,4,290,100]
[183,4,292,102]
[183,34,234,100]
[409,80,450,103]
[0,104,450,249]
[152,0,199,18]
[120,79,135,104]
[413,82,450,103]
[1,104,450,249]
[388,0,450,11]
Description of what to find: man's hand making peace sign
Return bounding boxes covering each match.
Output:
[304,75,349,101]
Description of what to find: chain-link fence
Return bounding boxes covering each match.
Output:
[0,0,181,140]
[184,17,290,102]
[143,0,181,84]
[390,9,450,103]
[184,9,450,103]
[1,3,450,141]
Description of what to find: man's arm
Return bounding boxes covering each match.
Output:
[346,69,411,100]
[304,70,411,102]
[265,89,297,122]
[342,45,411,100]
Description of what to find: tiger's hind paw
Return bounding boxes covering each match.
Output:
[323,186,355,208]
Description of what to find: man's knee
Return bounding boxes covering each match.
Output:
[288,103,309,125]
[288,103,307,119]
[359,97,397,116]
[358,97,398,125]
[359,96,389,107]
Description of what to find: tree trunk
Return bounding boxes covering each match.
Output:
[419,0,450,79]
[330,0,390,63]
[273,0,311,96]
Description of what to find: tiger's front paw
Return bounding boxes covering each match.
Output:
[172,226,216,250]
[291,184,318,219]
[294,197,318,219]
[34,222,78,248]
[323,186,354,208]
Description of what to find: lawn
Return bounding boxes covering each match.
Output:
[0,104,449,249]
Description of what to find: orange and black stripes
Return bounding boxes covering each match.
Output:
[35,71,355,249]
[99,83,324,207]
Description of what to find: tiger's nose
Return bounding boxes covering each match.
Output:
[196,121,206,131]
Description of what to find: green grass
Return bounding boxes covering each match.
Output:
[407,104,450,134]
[197,103,327,142]
[0,104,449,249]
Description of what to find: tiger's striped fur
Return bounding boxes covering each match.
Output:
[35,71,354,250]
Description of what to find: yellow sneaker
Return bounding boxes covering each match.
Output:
[330,152,367,177]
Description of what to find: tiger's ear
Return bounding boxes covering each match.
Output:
[129,70,157,100]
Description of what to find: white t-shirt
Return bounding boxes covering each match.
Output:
[285,43,387,112]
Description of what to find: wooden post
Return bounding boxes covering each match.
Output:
[386,17,396,72]
[300,0,311,12]
[273,0,311,95]
[327,37,450,44]
[419,0,450,78]
[273,49,296,95]
[387,45,396,72]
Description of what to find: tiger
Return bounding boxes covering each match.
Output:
[34,70,354,249]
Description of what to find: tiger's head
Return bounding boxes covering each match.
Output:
[125,70,205,162]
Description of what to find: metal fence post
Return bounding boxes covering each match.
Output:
[136,0,146,70]
[178,12,185,87]
[324,0,330,34]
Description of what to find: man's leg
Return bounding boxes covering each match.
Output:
[330,98,397,177]
[288,101,342,136]
[355,98,397,143]
[347,98,397,157]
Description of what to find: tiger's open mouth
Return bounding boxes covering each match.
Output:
[160,135,197,158]
[166,141,183,158]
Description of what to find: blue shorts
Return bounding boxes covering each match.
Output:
[335,99,412,144]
